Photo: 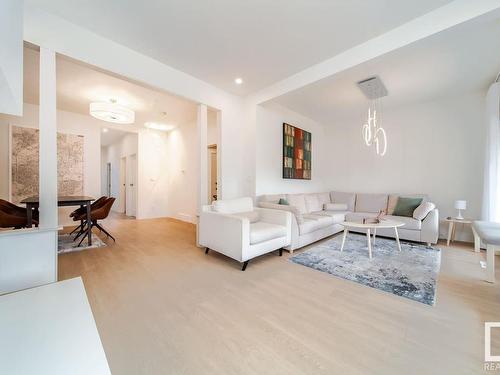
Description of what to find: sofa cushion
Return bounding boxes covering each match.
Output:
[330,191,356,211]
[259,202,304,224]
[304,194,322,213]
[393,197,423,217]
[312,210,346,224]
[345,212,378,223]
[286,194,307,214]
[387,194,399,215]
[317,192,331,207]
[413,202,436,221]
[299,219,324,235]
[383,215,421,230]
[213,197,253,213]
[355,193,388,213]
[260,194,286,204]
[303,214,334,227]
[234,211,260,223]
[249,222,287,245]
[324,203,348,211]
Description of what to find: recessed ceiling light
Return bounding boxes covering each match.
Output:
[144,122,175,132]
[89,99,135,124]
[102,128,109,133]
[234,78,243,85]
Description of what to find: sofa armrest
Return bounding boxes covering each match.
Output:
[199,211,249,262]
[421,208,439,244]
[258,202,304,224]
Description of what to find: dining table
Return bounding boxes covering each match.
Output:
[20,195,95,246]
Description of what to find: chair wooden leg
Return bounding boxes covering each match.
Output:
[241,261,249,271]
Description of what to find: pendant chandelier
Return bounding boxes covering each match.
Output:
[362,101,387,156]
[357,76,388,156]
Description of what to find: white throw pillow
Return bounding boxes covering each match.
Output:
[413,202,436,221]
[324,203,348,211]
[234,211,260,223]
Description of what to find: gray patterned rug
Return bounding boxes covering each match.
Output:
[58,233,106,254]
[290,234,441,306]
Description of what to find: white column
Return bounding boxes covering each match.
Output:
[197,104,208,211]
[38,48,58,229]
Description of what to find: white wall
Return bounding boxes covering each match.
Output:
[164,124,198,223]
[0,103,102,226]
[0,0,23,116]
[255,103,328,196]
[321,91,486,241]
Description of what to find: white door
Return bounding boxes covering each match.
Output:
[126,154,137,217]
[120,157,127,213]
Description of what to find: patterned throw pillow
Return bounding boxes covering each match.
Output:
[393,197,423,217]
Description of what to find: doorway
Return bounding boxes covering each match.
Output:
[208,145,217,203]
[126,154,137,217]
[120,157,127,214]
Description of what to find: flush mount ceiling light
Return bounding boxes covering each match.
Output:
[234,77,243,85]
[89,99,135,124]
[144,122,175,132]
[357,76,388,157]
[102,128,109,133]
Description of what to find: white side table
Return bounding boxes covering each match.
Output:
[445,218,473,246]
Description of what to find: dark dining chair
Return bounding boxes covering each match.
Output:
[0,203,38,229]
[0,199,39,221]
[70,196,107,236]
[75,197,116,246]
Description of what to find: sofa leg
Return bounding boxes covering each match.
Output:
[241,261,249,271]
[289,249,294,255]
[427,242,431,247]
[205,247,209,254]
[279,248,283,257]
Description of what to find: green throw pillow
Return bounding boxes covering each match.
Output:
[278,198,289,205]
[392,197,423,217]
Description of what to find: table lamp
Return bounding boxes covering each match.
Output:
[454,200,467,220]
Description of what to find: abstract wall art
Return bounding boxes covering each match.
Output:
[282,123,311,180]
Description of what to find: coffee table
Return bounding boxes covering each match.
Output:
[339,220,405,259]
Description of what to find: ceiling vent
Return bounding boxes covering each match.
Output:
[357,76,388,100]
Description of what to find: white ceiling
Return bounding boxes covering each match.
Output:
[23,47,200,132]
[272,10,500,125]
[101,128,128,147]
[25,0,453,96]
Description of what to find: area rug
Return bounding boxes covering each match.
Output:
[58,233,106,254]
[290,234,441,306]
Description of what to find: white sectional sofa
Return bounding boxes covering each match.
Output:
[259,191,439,253]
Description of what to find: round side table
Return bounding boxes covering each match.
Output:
[444,217,473,246]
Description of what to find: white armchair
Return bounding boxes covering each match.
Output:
[199,197,292,270]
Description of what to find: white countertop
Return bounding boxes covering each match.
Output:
[0,277,111,375]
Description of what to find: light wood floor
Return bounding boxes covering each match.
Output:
[58,216,500,375]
